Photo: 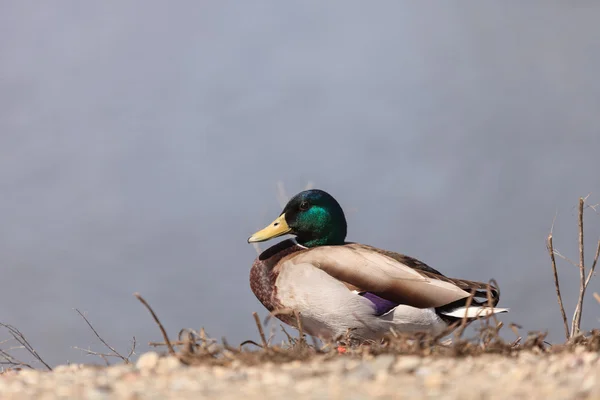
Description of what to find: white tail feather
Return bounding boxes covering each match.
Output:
[441,306,509,319]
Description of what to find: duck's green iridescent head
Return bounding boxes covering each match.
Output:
[248,189,347,248]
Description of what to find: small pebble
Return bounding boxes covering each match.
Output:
[52,364,84,373]
[393,356,421,373]
[326,358,348,375]
[157,356,183,372]
[370,354,395,373]
[85,384,112,400]
[105,364,134,378]
[135,352,160,370]
[423,373,444,389]
[346,362,375,381]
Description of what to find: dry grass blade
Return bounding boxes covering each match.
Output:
[180,330,195,356]
[253,312,269,348]
[74,309,131,364]
[571,197,586,337]
[552,250,580,269]
[72,347,111,366]
[486,279,501,327]
[149,340,198,348]
[585,239,600,288]
[509,323,522,339]
[570,197,600,338]
[510,337,522,347]
[263,307,294,326]
[127,337,137,360]
[547,233,570,340]
[0,348,33,370]
[221,336,239,354]
[454,289,476,339]
[547,195,599,340]
[74,338,136,364]
[0,323,51,371]
[280,325,295,344]
[293,311,305,345]
[150,333,217,350]
[239,340,264,349]
[134,292,175,355]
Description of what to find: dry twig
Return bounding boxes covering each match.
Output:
[547,233,570,340]
[239,340,264,349]
[134,292,175,355]
[572,198,586,336]
[548,196,600,340]
[454,289,476,339]
[0,323,51,371]
[293,311,305,345]
[74,309,135,364]
[585,240,600,288]
[72,347,111,365]
[0,347,33,370]
[253,312,268,349]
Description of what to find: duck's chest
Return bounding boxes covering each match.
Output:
[249,240,306,313]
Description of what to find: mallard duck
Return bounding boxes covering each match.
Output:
[247,189,508,341]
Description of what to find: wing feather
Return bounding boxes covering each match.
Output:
[291,244,475,308]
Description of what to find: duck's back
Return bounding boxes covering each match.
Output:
[348,243,446,276]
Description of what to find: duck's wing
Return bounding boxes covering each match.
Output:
[357,244,446,275]
[359,244,501,306]
[290,243,498,309]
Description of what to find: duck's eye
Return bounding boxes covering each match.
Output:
[299,201,309,211]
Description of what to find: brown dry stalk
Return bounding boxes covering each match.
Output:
[549,196,600,340]
[570,197,600,337]
[185,332,195,355]
[252,312,269,348]
[546,233,570,340]
[585,239,600,288]
[199,328,207,346]
[71,347,111,365]
[239,340,264,349]
[74,309,133,363]
[73,338,135,365]
[0,349,34,370]
[149,340,199,348]
[127,337,136,359]
[280,325,295,343]
[486,279,501,327]
[263,308,296,327]
[293,311,305,344]
[454,289,476,339]
[0,323,52,371]
[571,197,586,336]
[134,293,175,355]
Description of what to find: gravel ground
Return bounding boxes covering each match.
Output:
[0,349,599,399]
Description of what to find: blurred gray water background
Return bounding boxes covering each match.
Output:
[2,2,600,366]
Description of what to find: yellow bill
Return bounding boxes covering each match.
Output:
[248,214,291,243]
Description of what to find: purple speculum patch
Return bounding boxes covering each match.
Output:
[359,292,399,316]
